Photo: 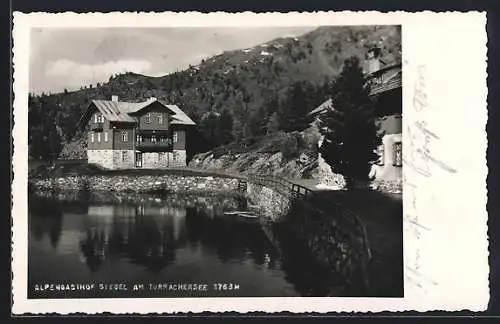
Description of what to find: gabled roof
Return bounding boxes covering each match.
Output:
[91,100,142,123]
[365,62,402,80]
[158,101,196,126]
[78,98,196,127]
[308,98,334,116]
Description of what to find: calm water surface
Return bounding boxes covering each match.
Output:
[28,192,350,298]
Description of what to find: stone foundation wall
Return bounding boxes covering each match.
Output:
[87,150,114,169]
[142,152,169,169]
[112,150,135,170]
[171,150,187,167]
[87,149,187,170]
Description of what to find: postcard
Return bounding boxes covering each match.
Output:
[11,11,488,314]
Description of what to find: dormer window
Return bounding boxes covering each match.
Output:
[95,113,104,123]
[145,113,151,124]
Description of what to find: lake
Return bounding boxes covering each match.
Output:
[28,192,361,298]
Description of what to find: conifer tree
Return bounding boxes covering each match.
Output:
[319,56,381,188]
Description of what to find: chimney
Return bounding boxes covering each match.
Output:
[365,47,382,74]
[111,95,119,102]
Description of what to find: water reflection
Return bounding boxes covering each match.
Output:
[28,192,362,297]
[29,197,65,248]
[29,194,279,275]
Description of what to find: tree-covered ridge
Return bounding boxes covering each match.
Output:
[28,25,401,160]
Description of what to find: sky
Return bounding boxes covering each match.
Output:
[29,27,317,94]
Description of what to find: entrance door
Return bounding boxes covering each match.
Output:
[135,152,142,168]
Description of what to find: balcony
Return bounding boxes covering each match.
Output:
[91,123,104,131]
[136,141,173,152]
[369,76,402,96]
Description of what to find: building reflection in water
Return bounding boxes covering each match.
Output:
[29,193,357,296]
[76,195,282,274]
[79,203,183,273]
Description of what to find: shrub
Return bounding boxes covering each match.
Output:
[280,132,301,160]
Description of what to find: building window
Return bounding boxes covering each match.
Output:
[172,151,177,161]
[151,135,157,143]
[145,113,151,124]
[158,113,163,124]
[91,132,94,143]
[97,132,101,142]
[122,151,127,162]
[157,152,161,162]
[95,113,104,123]
[104,131,108,142]
[136,134,142,143]
[159,136,165,143]
[173,132,178,143]
[393,142,402,167]
[121,131,128,142]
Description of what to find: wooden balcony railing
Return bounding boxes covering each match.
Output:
[90,123,104,131]
[135,141,173,152]
[369,77,402,96]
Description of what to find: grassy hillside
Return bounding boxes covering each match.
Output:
[28,25,401,160]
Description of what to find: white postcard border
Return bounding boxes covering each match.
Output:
[12,11,489,314]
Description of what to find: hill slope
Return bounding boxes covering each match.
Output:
[28,25,401,160]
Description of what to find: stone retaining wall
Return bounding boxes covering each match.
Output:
[246,183,291,222]
[31,175,240,195]
[246,182,370,292]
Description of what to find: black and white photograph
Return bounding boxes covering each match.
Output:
[12,11,489,314]
[26,23,403,299]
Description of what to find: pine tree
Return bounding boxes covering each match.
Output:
[319,56,381,188]
[278,81,314,132]
[28,97,62,161]
[231,99,247,145]
[219,108,234,145]
[266,112,280,135]
[199,112,220,149]
[248,105,267,137]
